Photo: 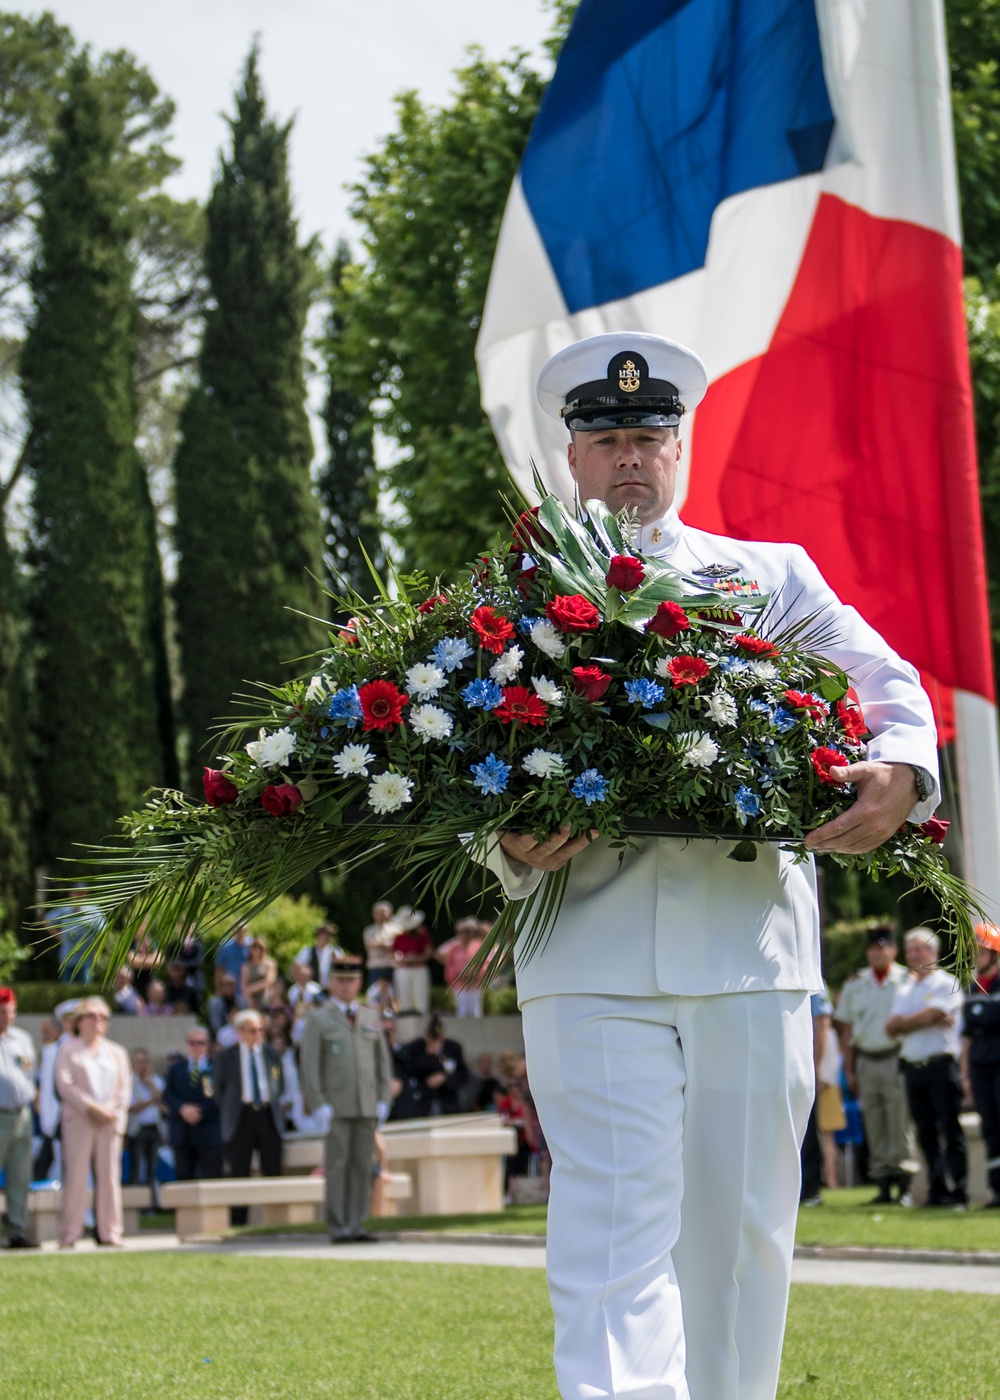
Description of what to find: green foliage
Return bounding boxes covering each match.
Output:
[173,45,324,775]
[247,891,329,974]
[0,525,32,927]
[7,978,103,1012]
[335,52,546,577]
[316,242,383,603]
[0,924,30,982]
[21,55,172,871]
[947,0,1000,285]
[483,983,519,1016]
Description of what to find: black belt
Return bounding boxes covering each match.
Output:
[902,1053,955,1070]
[855,1047,898,1061]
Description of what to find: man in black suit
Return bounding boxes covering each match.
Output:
[162,1027,223,1180]
[214,1009,284,1225]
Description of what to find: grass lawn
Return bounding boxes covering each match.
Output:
[0,1254,995,1399]
[227,1187,1000,1253]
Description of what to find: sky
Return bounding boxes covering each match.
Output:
[40,0,555,250]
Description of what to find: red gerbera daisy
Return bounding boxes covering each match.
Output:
[470,605,516,655]
[835,698,868,740]
[811,747,847,784]
[358,679,408,731]
[666,655,710,687]
[733,633,779,659]
[784,689,828,721]
[495,686,549,727]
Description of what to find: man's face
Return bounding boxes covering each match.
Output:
[0,998,14,1035]
[238,1018,263,1048]
[330,973,362,1003]
[132,1050,149,1077]
[866,942,896,972]
[568,427,681,525]
[905,938,936,971]
[187,1033,209,1059]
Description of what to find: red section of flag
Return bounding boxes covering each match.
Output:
[685,194,994,706]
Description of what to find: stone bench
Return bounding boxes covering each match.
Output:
[160,1172,412,1241]
[0,1184,154,1244]
[282,1115,517,1216]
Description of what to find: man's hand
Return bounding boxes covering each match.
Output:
[804,761,917,855]
[500,823,598,872]
[179,1104,202,1125]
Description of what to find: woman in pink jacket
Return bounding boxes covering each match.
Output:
[55,997,132,1247]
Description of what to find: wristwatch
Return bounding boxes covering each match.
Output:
[910,765,932,804]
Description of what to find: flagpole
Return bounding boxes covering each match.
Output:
[953,691,1000,926]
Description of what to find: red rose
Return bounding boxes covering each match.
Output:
[835,699,868,740]
[203,768,239,807]
[644,601,690,639]
[572,665,612,701]
[666,655,710,687]
[358,679,408,731]
[546,593,601,634]
[418,594,447,614]
[811,747,847,785]
[784,689,828,721]
[495,685,549,727]
[605,555,646,592]
[470,605,516,655]
[919,817,949,845]
[261,783,303,817]
[733,633,778,659]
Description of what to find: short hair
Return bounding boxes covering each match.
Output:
[904,926,940,955]
[234,1010,263,1031]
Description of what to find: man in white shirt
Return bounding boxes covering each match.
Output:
[0,988,38,1248]
[294,922,342,989]
[490,332,940,1400]
[214,1010,284,1224]
[886,927,967,1208]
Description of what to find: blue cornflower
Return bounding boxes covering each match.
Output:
[571,768,610,805]
[432,636,474,673]
[734,786,764,824]
[518,615,539,635]
[327,685,362,727]
[624,678,665,709]
[471,752,511,795]
[771,705,797,733]
[461,678,504,710]
[718,656,751,674]
[747,698,771,717]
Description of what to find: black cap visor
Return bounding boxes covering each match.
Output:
[563,400,683,432]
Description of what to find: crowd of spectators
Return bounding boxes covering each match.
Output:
[0,901,542,1244]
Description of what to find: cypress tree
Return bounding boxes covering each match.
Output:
[317,242,383,602]
[21,56,172,870]
[174,46,323,771]
[0,522,32,927]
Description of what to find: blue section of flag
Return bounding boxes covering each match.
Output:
[521,0,834,314]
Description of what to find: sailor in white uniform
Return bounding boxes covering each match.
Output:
[488,332,939,1400]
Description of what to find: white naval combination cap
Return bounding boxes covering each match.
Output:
[536,331,708,432]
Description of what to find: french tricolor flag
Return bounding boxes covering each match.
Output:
[477,0,1000,914]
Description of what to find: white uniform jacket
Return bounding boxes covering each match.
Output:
[484,507,940,1005]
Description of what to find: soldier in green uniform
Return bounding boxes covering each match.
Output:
[835,925,914,1203]
[300,955,392,1242]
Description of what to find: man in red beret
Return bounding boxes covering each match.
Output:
[0,987,39,1248]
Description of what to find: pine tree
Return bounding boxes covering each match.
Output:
[316,242,383,602]
[174,47,323,772]
[21,55,172,870]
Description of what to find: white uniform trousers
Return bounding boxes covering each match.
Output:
[522,989,814,1400]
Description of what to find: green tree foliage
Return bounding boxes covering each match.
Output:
[316,241,383,603]
[173,47,324,774]
[336,52,546,577]
[21,55,174,871]
[0,524,31,925]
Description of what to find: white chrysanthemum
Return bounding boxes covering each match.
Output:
[529,619,567,660]
[367,772,415,815]
[405,662,447,699]
[705,691,738,727]
[332,743,374,778]
[489,646,524,684]
[522,748,566,779]
[750,660,779,682]
[245,726,296,768]
[305,674,329,704]
[409,703,454,744]
[679,733,720,768]
[531,675,565,706]
[653,656,673,680]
